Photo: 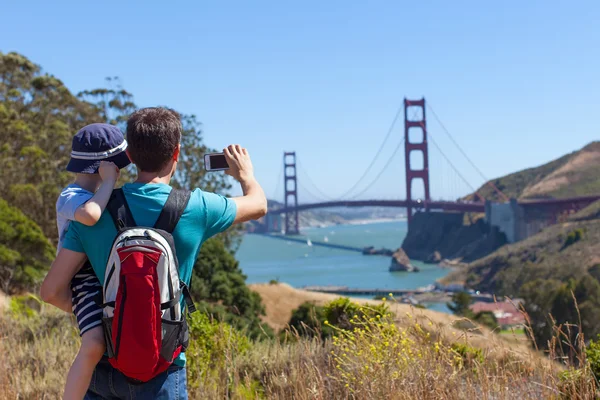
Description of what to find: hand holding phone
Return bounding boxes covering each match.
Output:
[204,153,229,172]
[223,144,255,182]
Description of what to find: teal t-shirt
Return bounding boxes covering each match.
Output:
[62,182,237,366]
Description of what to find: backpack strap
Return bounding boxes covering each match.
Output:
[107,188,137,231]
[154,189,191,233]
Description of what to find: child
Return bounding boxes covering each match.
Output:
[55,123,130,400]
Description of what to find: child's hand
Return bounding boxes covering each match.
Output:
[99,161,119,184]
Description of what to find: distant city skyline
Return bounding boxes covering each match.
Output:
[2,1,598,201]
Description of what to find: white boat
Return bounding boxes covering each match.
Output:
[307,238,313,247]
[324,236,329,242]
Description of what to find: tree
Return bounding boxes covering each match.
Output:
[190,237,273,339]
[521,276,600,350]
[447,292,474,318]
[0,198,54,293]
[0,52,261,340]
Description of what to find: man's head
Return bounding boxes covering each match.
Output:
[126,107,182,174]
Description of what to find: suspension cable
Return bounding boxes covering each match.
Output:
[296,158,335,201]
[271,163,283,201]
[297,181,329,203]
[426,125,478,195]
[427,102,508,202]
[334,102,404,199]
[348,137,405,200]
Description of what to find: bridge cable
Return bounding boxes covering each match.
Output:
[427,102,509,202]
[348,137,405,200]
[271,163,284,201]
[334,102,404,200]
[426,126,478,195]
[297,181,330,203]
[296,158,335,201]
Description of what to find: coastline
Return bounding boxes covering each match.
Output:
[302,217,407,230]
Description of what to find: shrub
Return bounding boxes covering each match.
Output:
[185,312,251,392]
[451,342,484,368]
[323,297,391,332]
[562,228,585,250]
[585,335,600,381]
[286,301,333,339]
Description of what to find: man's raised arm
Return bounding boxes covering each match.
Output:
[224,144,268,224]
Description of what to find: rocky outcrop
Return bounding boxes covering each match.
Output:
[401,212,507,264]
[389,248,419,272]
[427,251,442,263]
[362,246,394,256]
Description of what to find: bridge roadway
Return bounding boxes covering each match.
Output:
[267,195,600,215]
[258,233,366,253]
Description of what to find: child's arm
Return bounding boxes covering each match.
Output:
[40,248,88,312]
[74,161,120,226]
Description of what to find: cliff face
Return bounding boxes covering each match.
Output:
[401,212,507,263]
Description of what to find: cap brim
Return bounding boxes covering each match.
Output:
[66,151,131,174]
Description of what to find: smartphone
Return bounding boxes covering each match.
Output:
[204,152,229,171]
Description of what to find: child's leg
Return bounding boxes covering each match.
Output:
[64,261,104,400]
[63,326,105,400]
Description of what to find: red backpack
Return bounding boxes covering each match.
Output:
[101,188,196,382]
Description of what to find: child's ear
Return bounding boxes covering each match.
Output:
[173,144,181,162]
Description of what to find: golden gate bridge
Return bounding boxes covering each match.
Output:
[258,98,600,236]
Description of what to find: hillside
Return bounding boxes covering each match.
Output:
[248,283,539,356]
[444,217,600,296]
[467,141,600,201]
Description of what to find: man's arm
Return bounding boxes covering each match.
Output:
[40,248,87,312]
[74,161,119,226]
[223,145,268,224]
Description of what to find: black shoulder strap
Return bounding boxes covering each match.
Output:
[107,188,137,230]
[154,189,192,233]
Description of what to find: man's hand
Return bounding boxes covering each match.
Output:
[223,144,267,223]
[223,145,254,183]
[99,161,119,184]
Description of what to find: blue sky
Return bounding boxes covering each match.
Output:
[2,1,599,202]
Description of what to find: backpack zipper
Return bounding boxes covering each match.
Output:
[115,277,127,359]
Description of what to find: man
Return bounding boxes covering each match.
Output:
[41,107,267,399]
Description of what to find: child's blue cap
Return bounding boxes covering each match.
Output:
[66,123,131,174]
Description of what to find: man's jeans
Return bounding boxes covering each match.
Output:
[84,357,188,400]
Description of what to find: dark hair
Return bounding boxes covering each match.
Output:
[126,107,182,172]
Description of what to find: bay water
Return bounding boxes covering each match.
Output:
[236,220,452,313]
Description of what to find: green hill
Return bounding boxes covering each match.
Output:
[468,141,600,201]
[445,216,600,297]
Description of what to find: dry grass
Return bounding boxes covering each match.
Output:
[251,283,549,365]
[2,290,598,399]
[522,149,600,198]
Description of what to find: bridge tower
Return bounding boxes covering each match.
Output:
[404,98,431,226]
[283,151,300,235]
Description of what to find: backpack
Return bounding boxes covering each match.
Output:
[101,188,197,383]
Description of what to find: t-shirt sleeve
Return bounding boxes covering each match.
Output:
[57,189,93,221]
[199,190,238,240]
[61,222,85,253]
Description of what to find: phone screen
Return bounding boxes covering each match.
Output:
[209,154,229,170]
